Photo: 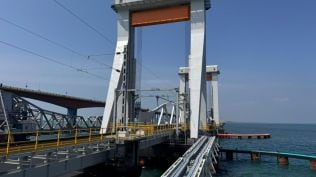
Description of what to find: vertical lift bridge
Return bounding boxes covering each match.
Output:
[101,0,211,138]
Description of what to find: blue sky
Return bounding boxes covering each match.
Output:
[0,0,315,123]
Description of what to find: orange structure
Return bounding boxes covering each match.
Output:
[131,5,190,27]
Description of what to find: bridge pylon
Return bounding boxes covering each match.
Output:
[178,65,220,129]
[101,0,211,138]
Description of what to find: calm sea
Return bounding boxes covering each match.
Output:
[142,122,316,177]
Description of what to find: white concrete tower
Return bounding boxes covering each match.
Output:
[189,0,209,138]
[206,65,220,126]
[179,65,220,128]
[101,0,211,138]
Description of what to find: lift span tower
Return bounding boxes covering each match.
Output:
[101,0,211,138]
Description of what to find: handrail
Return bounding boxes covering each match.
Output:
[0,124,177,157]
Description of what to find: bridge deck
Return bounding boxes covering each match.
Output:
[0,85,105,109]
[0,124,176,157]
[0,124,177,177]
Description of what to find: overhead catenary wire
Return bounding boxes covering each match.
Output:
[0,4,177,91]
[87,53,113,57]
[79,67,109,70]
[87,55,120,72]
[53,0,114,46]
[133,28,176,91]
[135,61,177,92]
[0,17,85,58]
[0,40,107,80]
[136,61,162,81]
[0,16,175,84]
[0,16,119,72]
[0,17,170,82]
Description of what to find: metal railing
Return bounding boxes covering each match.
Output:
[115,123,177,140]
[0,123,177,156]
[0,128,113,156]
[180,123,217,132]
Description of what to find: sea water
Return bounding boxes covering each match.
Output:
[142,123,316,177]
[72,123,316,176]
[214,122,316,177]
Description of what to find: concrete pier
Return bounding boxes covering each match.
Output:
[277,156,289,165]
[310,160,316,170]
[226,151,234,161]
[251,152,261,161]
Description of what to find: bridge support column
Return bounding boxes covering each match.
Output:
[251,152,261,161]
[211,73,220,126]
[310,160,316,170]
[226,151,233,161]
[277,156,289,165]
[189,0,207,139]
[212,158,219,171]
[115,141,141,176]
[67,108,77,126]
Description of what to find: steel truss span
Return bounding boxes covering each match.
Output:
[0,91,102,134]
